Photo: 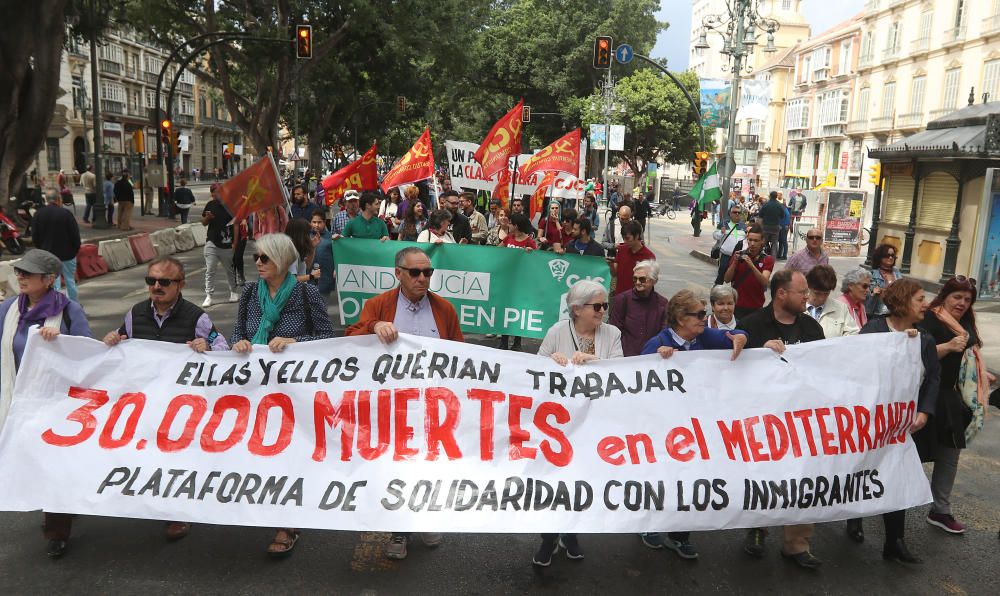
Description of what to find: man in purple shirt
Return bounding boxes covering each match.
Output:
[784,228,829,274]
[609,259,669,356]
[102,256,229,539]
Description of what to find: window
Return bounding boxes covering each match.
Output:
[812,47,832,81]
[144,56,163,74]
[955,0,966,28]
[942,68,961,110]
[840,95,850,122]
[786,99,810,130]
[801,55,811,83]
[46,138,60,171]
[886,22,900,53]
[144,90,156,109]
[861,31,873,59]
[917,11,932,42]
[984,60,1000,102]
[839,39,852,76]
[100,81,126,102]
[881,82,896,118]
[782,0,792,9]
[99,44,123,63]
[909,76,926,115]
[856,87,870,121]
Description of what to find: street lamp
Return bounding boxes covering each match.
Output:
[591,76,625,207]
[697,0,779,228]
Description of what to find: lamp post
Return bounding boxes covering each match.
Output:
[592,72,626,208]
[694,0,778,228]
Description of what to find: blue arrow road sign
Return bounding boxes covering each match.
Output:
[615,44,634,64]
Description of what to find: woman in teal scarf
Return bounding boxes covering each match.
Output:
[230,233,334,556]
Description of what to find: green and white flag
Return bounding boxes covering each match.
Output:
[689,162,722,209]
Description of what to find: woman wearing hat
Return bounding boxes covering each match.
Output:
[0,249,92,558]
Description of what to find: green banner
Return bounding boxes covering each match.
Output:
[332,239,611,338]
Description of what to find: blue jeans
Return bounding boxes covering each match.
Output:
[55,257,78,302]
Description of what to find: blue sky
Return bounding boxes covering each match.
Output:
[651,0,865,69]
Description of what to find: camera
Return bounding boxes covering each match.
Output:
[606,245,617,258]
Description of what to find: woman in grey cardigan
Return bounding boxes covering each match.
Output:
[532,280,622,568]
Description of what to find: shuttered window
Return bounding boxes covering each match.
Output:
[882,174,914,225]
[917,172,958,231]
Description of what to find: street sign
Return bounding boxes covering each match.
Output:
[614,44,634,65]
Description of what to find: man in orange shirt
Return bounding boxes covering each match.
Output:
[345,246,462,559]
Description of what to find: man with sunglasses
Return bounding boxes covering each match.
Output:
[345,247,462,560]
[784,228,829,274]
[103,256,228,540]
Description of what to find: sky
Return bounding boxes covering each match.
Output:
[651,0,865,70]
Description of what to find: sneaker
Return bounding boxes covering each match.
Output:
[385,534,408,560]
[201,296,213,308]
[46,539,67,559]
[421,532,443,547]
[665,538,700,560]
[781,549,822,569]
[926,512,966,534]
[743,528,766,558]
[639,532,665,549]
[559,534,584,560]
[228,292,240,303]
[532,535,559,567]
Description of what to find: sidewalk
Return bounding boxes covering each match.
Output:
[654,214,1000,374]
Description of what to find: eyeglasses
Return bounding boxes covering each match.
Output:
[402,267,434,278]
[144,277,183,287]
[583,302,609,312]
[685,310,708,320]
[254,253,271,264]
[806,235,822,240]
[632,276,650,284]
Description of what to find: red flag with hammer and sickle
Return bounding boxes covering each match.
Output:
[473,99,524,181]
[517,128,581,180]
[380,128,435,193]
[321,144,378,205]
[216,153,285,223]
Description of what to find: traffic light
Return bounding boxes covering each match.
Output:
[160,119,172,152]
[869,163,882,187]
[693,151,710,178]
[593,36,613,69]
[397,96,406,113]
[171,129,181,155]
[522,105,531,123]
[296,25,312,59]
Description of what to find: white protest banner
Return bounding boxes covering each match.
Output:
[445,140,583,199]
[0,332,930,533]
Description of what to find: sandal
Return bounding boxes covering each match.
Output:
[266,529,300,557]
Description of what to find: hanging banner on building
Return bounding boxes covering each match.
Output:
[608,125,626,152]
[824,190,865,244]
[589,124,607,151]
[0,332,931,533]
[445,140,584,199]
[736,79,771,122]
[332,239,609,337]
[699,79,732,128]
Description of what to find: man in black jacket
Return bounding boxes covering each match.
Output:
[31,189,82,301]
[737,269,826,569]
[102,256,229,541]
[113,170,135,231]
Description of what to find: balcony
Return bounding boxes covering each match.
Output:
[984,14,1000,35]
[858,53,874,69]
[910,37,930,56]
[175,114,195,126]
[870,115,893,131]
[888,0,906,8]
[99,60,122,76]
[943,25,967,46]
[847,119,868,134]
[101,99,125,114]
[929,107,956,121]
[897,112,923,129]
[143,71,158,84]
[882,46,900,61]
[179,82,193,94]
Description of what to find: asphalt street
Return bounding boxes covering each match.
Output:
[0,215,998,595]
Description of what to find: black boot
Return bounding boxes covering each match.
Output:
[846,518,864,543]
[497,336,509,350]
[883,538,922,564]
[511,336,522,352]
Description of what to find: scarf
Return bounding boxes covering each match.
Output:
[252,274,297,345]
[17,290,70,331]
[931,306,990,442]
[838,293,867,329]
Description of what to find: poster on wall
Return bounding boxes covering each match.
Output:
[824,190,865,244]
[975,169,1000,301]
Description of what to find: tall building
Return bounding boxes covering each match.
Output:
[747,45,798,188]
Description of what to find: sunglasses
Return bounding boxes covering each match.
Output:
[807,235,822,240]
[858,283,871,289]
[883,254,896,259]
[954,275,978,287]
[632,276,650,284]
[144,277,183,287]
[254,253,271,264]
[402,267,434,278]
[584,302,609,312]
[686,310,708,320]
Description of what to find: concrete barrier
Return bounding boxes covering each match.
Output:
[76,244,109,279]
[98,238,138,271]
[190,223,207,246]
[173,225,197,252]
[128,233,157,264]
[150,229,177,256]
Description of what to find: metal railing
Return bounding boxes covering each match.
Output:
[870,115,893,130]
[983,14,1000,35]
[943,25,967,45]
[847,119,868,134]
[101,99,125,114]
[858,53,874,69]
[897,112,923,128]
[882,46,900,61]
[99,60,122,76]
[910,37,930,55]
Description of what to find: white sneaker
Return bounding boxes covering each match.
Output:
[228,292,239,303]
[202,296,213,308]
[421,532,443,547]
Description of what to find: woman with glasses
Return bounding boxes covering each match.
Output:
[867,243,901,317]
[712,205,746,285]
[230,233,334,557]
[916,276,996,536]
[636,289,748,560]
[609,260,668,357]
[417,209,455,244]
[838,268,871,329]
[0,250,92,558]
[533,279,622,567]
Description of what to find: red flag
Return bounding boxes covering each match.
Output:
[529,171,556,221]
[381,128,435,193]
[321,144,378,205]
[473,99,524,181]
[216,154,285,223]
[517,128,581,180]
[491,168,511,210]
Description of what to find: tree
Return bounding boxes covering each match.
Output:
[0,0,69,209]
[567,68,709,183]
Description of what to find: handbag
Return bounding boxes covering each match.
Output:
[710,223,737,260]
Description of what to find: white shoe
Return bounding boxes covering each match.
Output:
[228,292,239,303]
[202,296,213,308]
[421,532,443,547]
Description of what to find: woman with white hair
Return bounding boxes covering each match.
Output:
[532,279,622,567]
[609,259,668,356]
[838,268,871,329]
[707,285,738,330]
[230,233,334,557]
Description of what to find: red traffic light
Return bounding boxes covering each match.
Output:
[593,36,613,69]
[296,24,312,59]
[160,119,171,129]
